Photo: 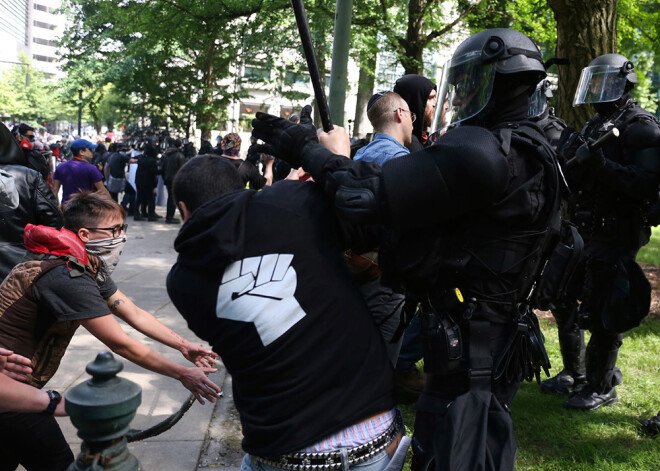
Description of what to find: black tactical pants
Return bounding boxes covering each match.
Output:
[412,319,520,471]
[553,243,628,393]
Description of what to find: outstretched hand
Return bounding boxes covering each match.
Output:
[0,347,32,382]
[181,342,219,369]
[179,366,223,405]
[251,105,317,168]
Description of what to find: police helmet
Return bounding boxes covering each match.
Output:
[437,28,546,126]
[528,79,553,118]
[573,54,637,107]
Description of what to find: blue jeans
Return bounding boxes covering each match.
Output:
[240,449,391,471]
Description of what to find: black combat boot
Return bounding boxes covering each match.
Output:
[541,327,586,395]
[564,348,621,411]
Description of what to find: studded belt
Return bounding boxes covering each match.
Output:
[253,410,403,471]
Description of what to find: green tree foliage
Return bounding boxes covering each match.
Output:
[0,53,75,125]
[59,0,297,135]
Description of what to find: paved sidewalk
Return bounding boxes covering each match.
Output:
[33,212,243,470]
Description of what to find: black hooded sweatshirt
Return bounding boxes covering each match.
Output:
[167,181,394,456]
[394,74,437,152]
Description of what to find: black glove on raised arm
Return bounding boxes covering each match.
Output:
[251,105,318,168]
[575,139,605,168]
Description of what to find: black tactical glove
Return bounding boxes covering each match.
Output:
[575,140,605,168]
[251,105,317,168]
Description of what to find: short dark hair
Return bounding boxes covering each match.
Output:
[63,191,126,233]
[18,123,34,136]
[173,155,244,213]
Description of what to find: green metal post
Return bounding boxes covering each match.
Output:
[328,0,354,127]
[66,352,142,470]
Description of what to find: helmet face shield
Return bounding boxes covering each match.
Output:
[528,80,552,118]
[437,51,496,126]
[573,64,628,106]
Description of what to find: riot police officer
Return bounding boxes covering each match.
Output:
[529,79,567,148]
[252,28,559,470]
[546,54,660,410]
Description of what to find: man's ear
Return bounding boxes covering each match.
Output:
[178,201,192,222]
[77,228,91,243]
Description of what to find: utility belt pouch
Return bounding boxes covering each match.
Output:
[533,222,584,310]
[420,306,463,375]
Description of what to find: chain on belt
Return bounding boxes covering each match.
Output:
[253,409,403,471]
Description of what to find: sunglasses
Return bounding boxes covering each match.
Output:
[86,224,128,237]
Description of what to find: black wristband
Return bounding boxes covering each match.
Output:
[42,390,62,416]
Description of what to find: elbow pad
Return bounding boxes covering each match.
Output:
[332,168,383,224]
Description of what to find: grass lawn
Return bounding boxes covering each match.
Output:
[636,226,660,265]
[399,317,660,471]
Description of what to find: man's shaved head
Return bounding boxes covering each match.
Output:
[367,92,408,130]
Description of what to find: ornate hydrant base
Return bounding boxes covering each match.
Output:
[68,437,141,471]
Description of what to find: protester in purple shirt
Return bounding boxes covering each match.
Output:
[53,139,107,203]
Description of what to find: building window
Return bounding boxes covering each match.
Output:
[33,54,57,63]
[34,3,53,13]
[0,0,29,45]
[33,37,58,47]
[285,71,310,86]
[33,20,57,30]
[243,66,270,82]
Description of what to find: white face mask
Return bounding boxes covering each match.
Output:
[85,235,127,284]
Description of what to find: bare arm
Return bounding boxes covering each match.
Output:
[51,179,61,201]
[80,315,221,404]
[104,162,110,181]
[93,180,109,195]
[263,157,274,187]
[0,374,66,415]
[107,290,218,368]
[0,347,66,415]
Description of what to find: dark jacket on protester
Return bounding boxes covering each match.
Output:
[25,149,51,181]
[161,148,186,185]
[0,164,63,281]
[135,146,160,187]
[394,74,437,152]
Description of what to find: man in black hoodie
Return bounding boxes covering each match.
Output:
[393,74,437,152]
[391,74,437,396]
[167,155,402,471]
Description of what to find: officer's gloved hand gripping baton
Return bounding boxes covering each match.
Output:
[251,1,334,167]
[566,127,620,169]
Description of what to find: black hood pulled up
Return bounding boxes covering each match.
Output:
[394,74,437,141]
[173,189,252,270]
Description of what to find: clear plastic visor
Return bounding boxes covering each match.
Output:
[528,87,548,118]
[573,65,628,106]
[434,51,496,129]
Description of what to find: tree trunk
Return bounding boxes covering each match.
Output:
[548,0,618,129]
[401,0,426,75]
[198,40,217,137]
[353,54,376,138]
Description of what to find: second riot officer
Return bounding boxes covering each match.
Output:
[545,54,660,410]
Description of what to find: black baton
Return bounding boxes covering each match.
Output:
[291,0,334,132]
[566,127,619,168]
